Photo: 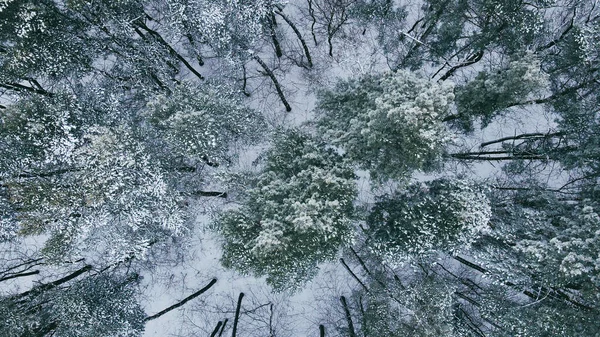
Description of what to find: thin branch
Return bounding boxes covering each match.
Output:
[457,307,486,337]
[185,33,204,66]
[268,303,274,337]
[537,7,576,51]
[480,132,563,148]
[454,256,597,311]
[1,258,44,276]
[144,278,217,322]
[438,50,483,81]
[455,291,480,306]
[507,76,599,108]
[436,262,483,291]
[451,151,546,161]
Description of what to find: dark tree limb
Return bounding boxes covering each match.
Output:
[218,318,229,337]
[189,191,227,198]
[253,55,292,112]
[455,291,480,306]
[0,82,54,97]
[438,50,483,81]
[17,265,92,299]
[269,17,283,58]
[319,324,325,337]
[210,321,223,337]
[454,256,597,312]
[275,8,313,67]
[134,19,204,80]
[144,278,217,322]
[1,258,43,276]
[326,11,335,57]
[200,155,220,167]
[242,64,251,97]
[231,292,245,337]
[480,132,564,148]
[8,165,203,181]
[340,258,369,292]
[349,247,386,289]
[185,33,204,66]
[398,0,450,69]
[512,75,599,107]
[435,262,483,292]
[451,149,546,161]
[340,296,357,337]
[456,307,486,337]
[307,0,318,45]
[32,321,58,337]
[268,303,274,337]
[537,7,576,51]
[149,72,169,91]
[0,270,40,283]
[407,17,424,35]
[454,256,486,273]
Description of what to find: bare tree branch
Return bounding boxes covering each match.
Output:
[340,258,369,292]
[134,18,204,81]
[144,278,217,322]
[275,7,313,67]
[253,55,292,112]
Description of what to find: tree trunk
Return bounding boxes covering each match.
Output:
[231,292,245,337]
[340,296,357,337]
[210,321,223,337]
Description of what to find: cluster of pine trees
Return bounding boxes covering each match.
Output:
[1,0,598,336]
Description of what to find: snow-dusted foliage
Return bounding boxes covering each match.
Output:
[0,95,186,263]
[454,53,548,130]
[0,273,145,337]
[164,0,279,62]
[0,82,263,264]
[366,179,491,262]
[348,276,465,337]
[143,82,265,165]
[479,191,600,299]
[217,130,357,290]
[317,70,455,182]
